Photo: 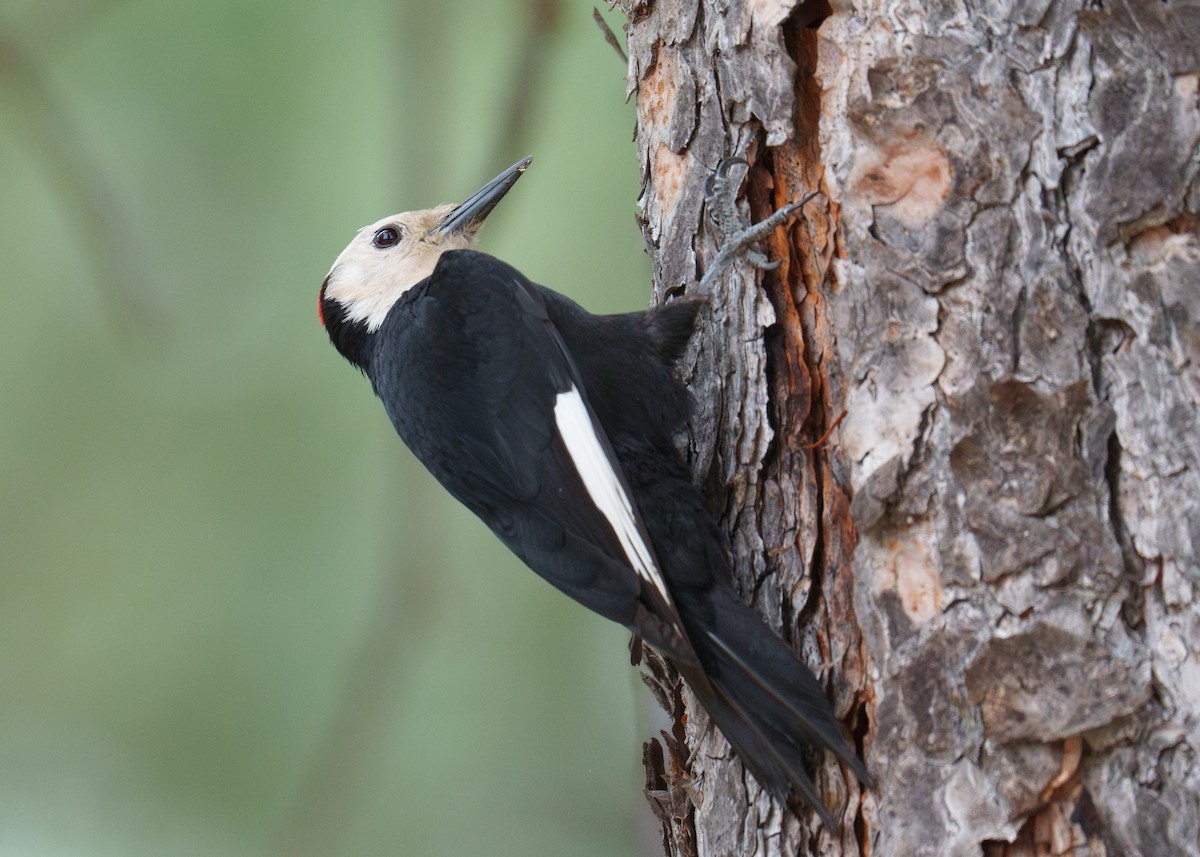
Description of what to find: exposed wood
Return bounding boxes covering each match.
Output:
[619,0,1200,854]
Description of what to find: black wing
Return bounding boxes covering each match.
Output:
[370,250,693,660]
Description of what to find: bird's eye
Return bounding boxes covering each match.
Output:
[372,226,402,249]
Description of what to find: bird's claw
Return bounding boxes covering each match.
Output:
[699,158,813,290]
[746,250,779,271]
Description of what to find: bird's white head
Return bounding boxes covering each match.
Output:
[320,156,532,345]
[321,205,472,333]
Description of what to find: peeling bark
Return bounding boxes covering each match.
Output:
[618,0,1200,855]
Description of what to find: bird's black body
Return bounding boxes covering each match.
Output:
[323,242,867,824]
[373,252,702,648]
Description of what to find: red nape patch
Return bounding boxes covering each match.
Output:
[317,274,330,327]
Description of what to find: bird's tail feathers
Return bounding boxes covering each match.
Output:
[680,586,868,827]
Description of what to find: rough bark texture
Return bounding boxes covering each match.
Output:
[620,0,1200,855]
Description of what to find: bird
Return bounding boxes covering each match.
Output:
[318,155,868,825]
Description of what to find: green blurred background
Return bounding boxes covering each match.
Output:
[0,1,658,854]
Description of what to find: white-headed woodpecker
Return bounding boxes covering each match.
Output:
[318,156,868,825]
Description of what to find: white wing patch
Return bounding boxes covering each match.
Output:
[553,384,672,606]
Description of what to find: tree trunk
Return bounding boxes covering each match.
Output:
[620,1,1200,855]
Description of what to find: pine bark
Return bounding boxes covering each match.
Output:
[620,1,1200,855]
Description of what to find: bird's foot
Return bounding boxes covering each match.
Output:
[698,157,815,291]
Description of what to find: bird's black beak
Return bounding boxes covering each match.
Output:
[434,155,533,236]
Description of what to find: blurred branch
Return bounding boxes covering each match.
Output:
[592,7,627,64]
[0,29,162,348]
[492,0,563,167]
